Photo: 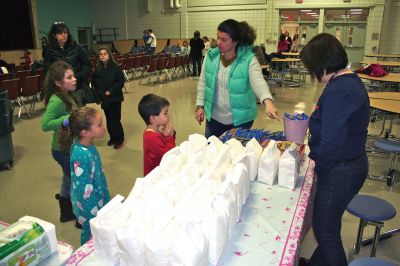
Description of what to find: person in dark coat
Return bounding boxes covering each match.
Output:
[189,31,205,77]
[92,46,125,149]
[44,22,90,106]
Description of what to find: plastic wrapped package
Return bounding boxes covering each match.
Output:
[0,217,58,266]
[258,140,281,185]
[245,138,263,181]
[278,143,301,189]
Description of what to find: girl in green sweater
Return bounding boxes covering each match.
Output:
[41,60,78,224]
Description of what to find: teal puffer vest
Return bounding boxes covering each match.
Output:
[204,45,257,126]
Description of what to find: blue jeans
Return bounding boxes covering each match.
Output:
[205,118,253,138]
[309,154,368,266]
[51,149,71,199]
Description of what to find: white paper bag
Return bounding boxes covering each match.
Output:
[202,198,230,265]
[225,138,247,164]
[245,138,263,181]
[90,195,130,266]
[258,140,281,185]
[219,180,239,236]
[188,133,208,151]
[278,143,300,189]
[171,221,208,266]
[159,146,185,172]
[117,225,146,266]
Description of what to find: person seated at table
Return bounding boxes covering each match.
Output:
[130,40,142,54]
[277,33,289,53]
[180,40,190,56]
[299,33,369,266]
[170,42,181,55]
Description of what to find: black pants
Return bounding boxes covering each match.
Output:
[205,118,253,138]
[310,154,368,266]
[191,57,202,76]
[103,102,124,145]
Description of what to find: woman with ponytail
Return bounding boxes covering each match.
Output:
[195,19,279,138]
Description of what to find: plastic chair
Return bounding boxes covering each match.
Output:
[171,56,183,79]
[349,257,396,266]
[131,56,141,79]
[139,58,157,85]
[346,195,396,257]
[15,70,31,80]
[0,73,10,83]
[1,78,30,118]
[164,56,175,81]
[20,75,41,112]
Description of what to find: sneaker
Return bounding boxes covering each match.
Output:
[107,140,114,146]
[114,142,124,149]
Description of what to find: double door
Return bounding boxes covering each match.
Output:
[324,23,367,64]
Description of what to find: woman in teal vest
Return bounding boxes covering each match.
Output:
[195,19,279,138]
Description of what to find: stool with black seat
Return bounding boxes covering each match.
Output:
[346,195,396,257]
[372,139,400,186]
[349,257,397,266]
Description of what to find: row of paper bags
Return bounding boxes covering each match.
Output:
[89,135,300,266]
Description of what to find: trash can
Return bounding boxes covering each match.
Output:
[0,89,14,170]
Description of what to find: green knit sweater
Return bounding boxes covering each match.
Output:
[41,95,70,151]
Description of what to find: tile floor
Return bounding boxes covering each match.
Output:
[0,73,399,264]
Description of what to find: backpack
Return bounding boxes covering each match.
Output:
[355,63,387,77]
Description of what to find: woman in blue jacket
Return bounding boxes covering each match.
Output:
[195,19,279,137]
[299,33,370,266]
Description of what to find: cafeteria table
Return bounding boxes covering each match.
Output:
[66,158,316,266]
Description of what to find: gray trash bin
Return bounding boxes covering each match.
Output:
[0,89,14,170]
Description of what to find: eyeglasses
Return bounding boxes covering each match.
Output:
[53,21,65,25]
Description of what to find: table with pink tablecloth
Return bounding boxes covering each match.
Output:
[67,158,316,266]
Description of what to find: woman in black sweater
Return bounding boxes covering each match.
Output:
[44,22,90,106]
[299,33,370,266]
[92,46,125,149]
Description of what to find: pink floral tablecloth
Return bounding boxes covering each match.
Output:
[67,158,316,266]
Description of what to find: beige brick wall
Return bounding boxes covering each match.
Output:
[89,0,396,56]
